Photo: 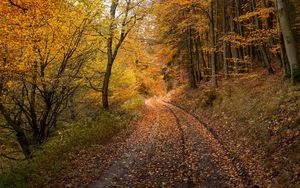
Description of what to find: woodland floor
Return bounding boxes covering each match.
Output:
[91,99,247,188]
[51,99,247,188]
[49,71,300,188]
[169,70,300,188]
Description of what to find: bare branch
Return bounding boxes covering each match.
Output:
[8,0,28,12]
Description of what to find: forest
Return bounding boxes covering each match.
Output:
[0,0,300,187]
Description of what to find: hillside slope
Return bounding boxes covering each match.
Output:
[169,70,300,188]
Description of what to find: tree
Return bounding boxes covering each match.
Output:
[153,0,210,89]
[154,0,297,87]
[0,0,92,158]
[209,0,218,88]
[276,0,300,83]
[94,0,149,109]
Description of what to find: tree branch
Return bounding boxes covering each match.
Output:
[1,153,20,161]
[8,0,28,12]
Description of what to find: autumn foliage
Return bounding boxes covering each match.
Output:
[0,0,159,160]
[0,0,300,187]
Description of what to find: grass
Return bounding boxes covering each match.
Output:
[121,94,145,113]
[0,109,139,188]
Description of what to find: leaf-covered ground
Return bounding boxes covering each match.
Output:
[48,73,298,188]
[169,70,300,187]
[90,99,244,187]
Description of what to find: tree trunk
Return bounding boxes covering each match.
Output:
[276,0,300,83]
[188,26,197,89]
[209,1,218,88]
[235,0,244,61]
[222,0,229,78]
[260,45,274,74]
[195,35,205,81]
[16,130,31,159]
[102,58,113,109]
[251,0,274,74]
[0,104,31,158]
[229,0,239,73]
[263,0,282,66]
[280,33,291,77]
[102,0,118,109]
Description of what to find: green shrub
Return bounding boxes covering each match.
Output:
[121,95,145,113]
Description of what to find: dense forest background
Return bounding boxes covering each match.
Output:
[156,0,300,89]
[0,0,300,187]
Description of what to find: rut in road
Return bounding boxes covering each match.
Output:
[92,99,245,188]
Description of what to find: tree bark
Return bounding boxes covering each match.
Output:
[195,35,205,81]
[188,26,197,88]
[279,33,291,77]
[222,0,229,78]
[16,130,31,159]
[0,103,31,158]
[276,0,300,83]
[102,59,113,109]
[229,0,239,73]
[102,0,118,109]
[209,1,218,88]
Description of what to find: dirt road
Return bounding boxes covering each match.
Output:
[92,99,244,188]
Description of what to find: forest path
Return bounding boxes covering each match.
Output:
[92,99,244,188]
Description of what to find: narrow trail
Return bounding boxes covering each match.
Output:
[92,99,245,188]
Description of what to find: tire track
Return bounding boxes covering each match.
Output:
[162,100,257,188]
[161,104,193,187]
[93,99,253,187]
[162,102,237,187]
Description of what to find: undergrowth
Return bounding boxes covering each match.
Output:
[0,103,143,188]
[121,95,145,113]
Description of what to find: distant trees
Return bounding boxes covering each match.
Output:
[154,0,208,89]
[155,0,300,89]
